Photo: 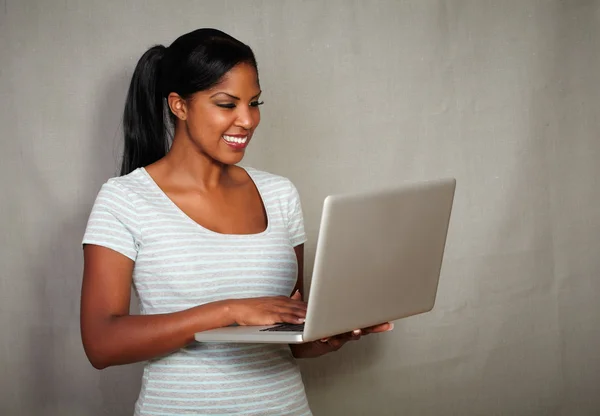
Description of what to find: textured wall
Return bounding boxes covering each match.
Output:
[1,1,599,415]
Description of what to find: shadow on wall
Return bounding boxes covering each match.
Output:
[26,70,143,415]
[297,9,565,414]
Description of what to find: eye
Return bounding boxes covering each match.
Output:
[250,101,264,107]
[216,103,236,109]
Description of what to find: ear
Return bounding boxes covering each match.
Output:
[167,92,187,121]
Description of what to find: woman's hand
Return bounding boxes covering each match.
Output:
[229,292,307,326]
[318,322,393,350]
[291,322,394,359]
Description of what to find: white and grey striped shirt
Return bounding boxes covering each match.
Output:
[82,167,312,415]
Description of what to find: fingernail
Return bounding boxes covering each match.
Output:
[298,318,305,323]
[353,329,361,336]
[320,338,329,343]
[386,323,394,331]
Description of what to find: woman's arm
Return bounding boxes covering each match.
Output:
[80,245,307,369]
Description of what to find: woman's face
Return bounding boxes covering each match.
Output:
[175,62,262,165]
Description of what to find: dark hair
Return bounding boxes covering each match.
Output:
[120,28,258,175]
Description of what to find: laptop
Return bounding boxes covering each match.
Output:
[194,177,456,344]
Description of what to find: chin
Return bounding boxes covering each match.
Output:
[217,152,246,166]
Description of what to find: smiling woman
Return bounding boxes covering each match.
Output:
[80,28,388,416]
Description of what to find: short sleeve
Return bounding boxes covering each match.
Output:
[82,181,141,261]
[286,180,307,247]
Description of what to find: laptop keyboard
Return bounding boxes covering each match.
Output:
[260,323,305,332]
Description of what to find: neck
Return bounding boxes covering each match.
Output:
[160,135,230,191]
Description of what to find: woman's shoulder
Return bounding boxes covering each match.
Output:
[102,168,150,193]
[240,166,295,188]
[94,168,152,209]
[240,166,302,209]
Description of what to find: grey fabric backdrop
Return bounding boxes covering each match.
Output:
[1,0,599,415]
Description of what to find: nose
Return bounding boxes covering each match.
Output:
[235,106,255,130]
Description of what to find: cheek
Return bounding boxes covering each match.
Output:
[188,110,233,138]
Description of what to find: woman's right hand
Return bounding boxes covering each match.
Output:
[230,291,307,326]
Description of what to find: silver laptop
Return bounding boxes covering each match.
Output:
[194,177,456,344]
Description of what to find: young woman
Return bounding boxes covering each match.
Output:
[80,28,391,415]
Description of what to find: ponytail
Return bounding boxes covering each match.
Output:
[121,45,168,176]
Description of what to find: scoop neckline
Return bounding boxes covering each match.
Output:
[139,166,272,238]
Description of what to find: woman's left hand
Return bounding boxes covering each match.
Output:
[318,322,393,351]
[290,322,393,358]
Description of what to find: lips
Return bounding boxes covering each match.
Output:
[222,134,249,149]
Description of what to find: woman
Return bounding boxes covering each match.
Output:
[80,28,391,415]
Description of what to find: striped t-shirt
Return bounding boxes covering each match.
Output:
[82,167,312,415]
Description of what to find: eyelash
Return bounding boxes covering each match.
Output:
[217,101,264,109]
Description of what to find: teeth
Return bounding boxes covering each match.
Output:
[223,135,248,144]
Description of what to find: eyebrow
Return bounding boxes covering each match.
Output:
[210,91,262,100]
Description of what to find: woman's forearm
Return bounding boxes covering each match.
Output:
[290,341,332,359]
[82,301,235,369]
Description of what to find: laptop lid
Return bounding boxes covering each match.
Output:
[301,177,456,342]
